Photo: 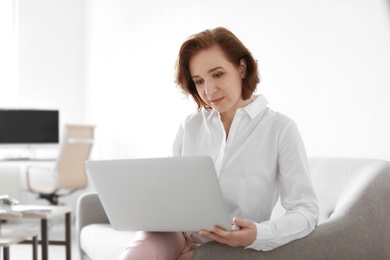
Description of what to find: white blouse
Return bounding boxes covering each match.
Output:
[172,94,319,251]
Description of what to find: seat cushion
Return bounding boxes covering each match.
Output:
[80,223,136,260]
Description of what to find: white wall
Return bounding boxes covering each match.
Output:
[18,0,86,127]
[0,0,18,106]
[85,0,390,161]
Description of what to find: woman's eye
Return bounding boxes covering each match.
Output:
[194,79,203,85]
[213,72,223,78]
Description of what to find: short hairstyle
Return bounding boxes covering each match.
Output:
[175,27,260,111]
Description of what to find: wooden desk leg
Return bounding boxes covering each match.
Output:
[65,212,71,260]
[32,235,38,260]
[41,219,48,260]
[3,247,9,260]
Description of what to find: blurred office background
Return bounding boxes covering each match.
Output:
[0,0,390,210]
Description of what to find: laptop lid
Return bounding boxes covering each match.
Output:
[86,155,232,232]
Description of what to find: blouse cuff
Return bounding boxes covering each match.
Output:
[245,222,275,251]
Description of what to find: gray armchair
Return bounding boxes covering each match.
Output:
[77,157,390,260]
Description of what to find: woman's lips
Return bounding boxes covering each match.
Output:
[210,97,224,105]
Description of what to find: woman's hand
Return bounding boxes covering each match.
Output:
[199,217,257,247]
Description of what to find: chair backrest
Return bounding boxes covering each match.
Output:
[271,157,390,225]
[56,124,95,190]
[309,157,390,224]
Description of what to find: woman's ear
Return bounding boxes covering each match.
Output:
[239,58,247,79]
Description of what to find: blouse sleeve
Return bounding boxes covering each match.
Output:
[246,121,319,251]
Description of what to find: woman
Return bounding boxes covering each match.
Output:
[118,27,318,260]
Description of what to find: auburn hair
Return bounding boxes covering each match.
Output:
[175,27,260,111]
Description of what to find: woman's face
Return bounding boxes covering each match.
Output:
[189,45,249,118]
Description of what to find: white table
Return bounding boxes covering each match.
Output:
[0,205,72,260]
[0,227,38,260]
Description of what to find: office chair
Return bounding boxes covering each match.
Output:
[25,124,95,205]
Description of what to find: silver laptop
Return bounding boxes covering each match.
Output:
[86,155,235,232]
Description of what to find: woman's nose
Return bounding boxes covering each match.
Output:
[204,81,217,96]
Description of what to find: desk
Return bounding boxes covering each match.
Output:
[0,205,72,260]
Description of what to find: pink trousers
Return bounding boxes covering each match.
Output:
[117,231,198,260]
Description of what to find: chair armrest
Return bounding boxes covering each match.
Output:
[192,215,377,260]
[76,192,109,258]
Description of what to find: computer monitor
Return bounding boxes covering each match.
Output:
[0,109,59,146]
